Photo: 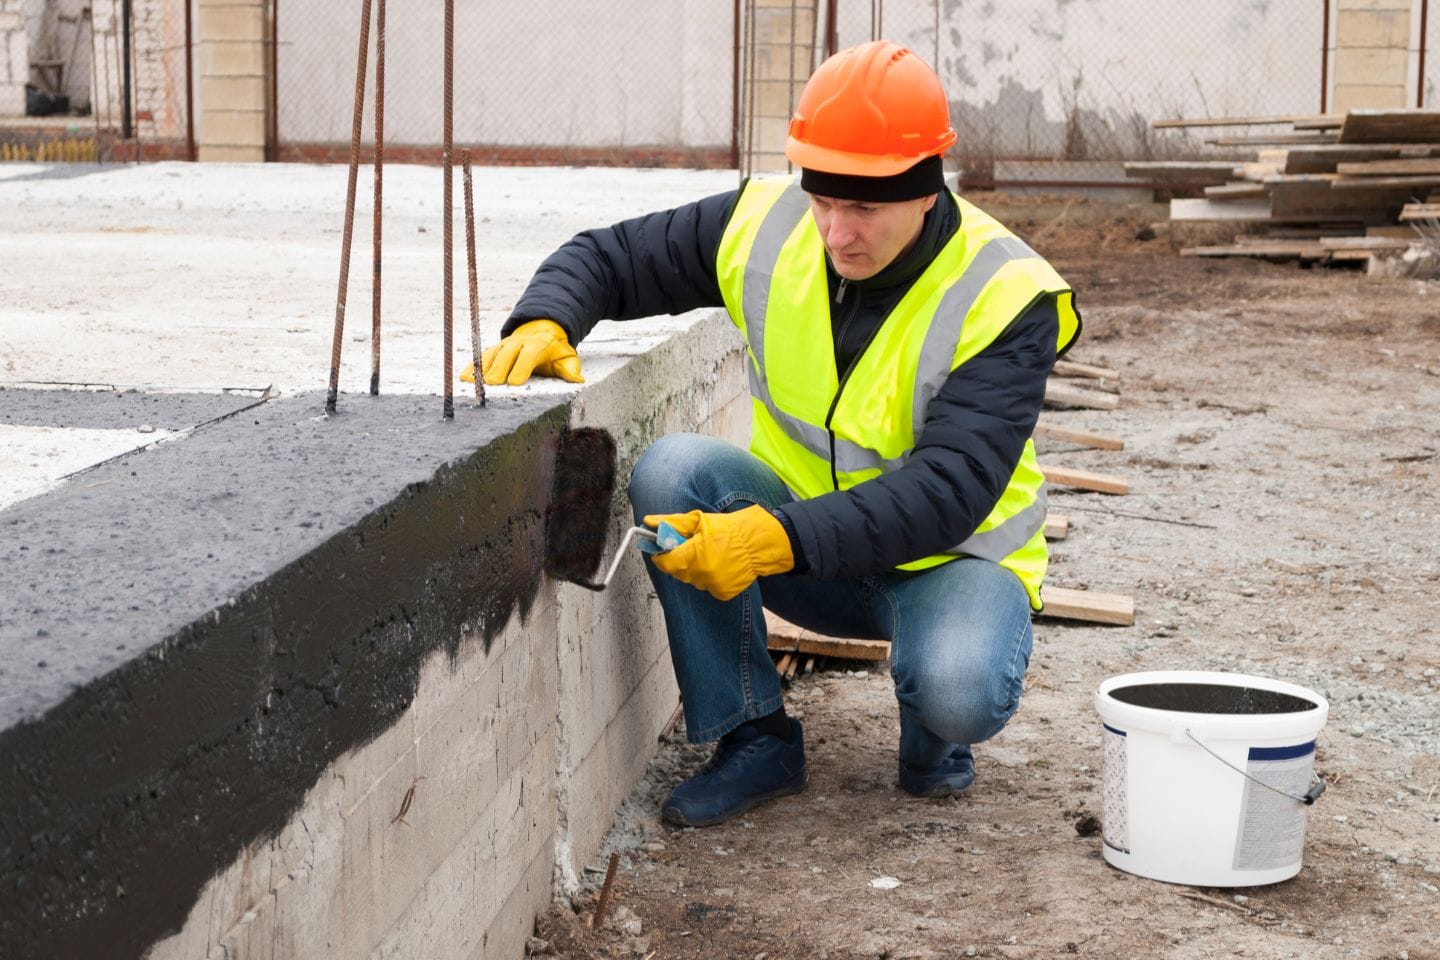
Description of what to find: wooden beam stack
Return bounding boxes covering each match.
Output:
[1128,109,1440,271]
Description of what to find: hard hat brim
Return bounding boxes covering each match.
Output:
[785,137,937,178]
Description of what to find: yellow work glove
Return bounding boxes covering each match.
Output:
[642,504,794,602]
[460,318,584,386]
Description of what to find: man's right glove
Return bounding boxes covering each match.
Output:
[460,318,585,386]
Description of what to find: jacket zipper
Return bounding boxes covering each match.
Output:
[823,281,887,490]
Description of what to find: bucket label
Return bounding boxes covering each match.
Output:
[1232,741,1316,872]
[1102,724,1129,854]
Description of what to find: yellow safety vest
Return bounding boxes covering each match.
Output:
[715,178,1080,609]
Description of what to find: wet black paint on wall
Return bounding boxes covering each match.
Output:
[0,392,616,959]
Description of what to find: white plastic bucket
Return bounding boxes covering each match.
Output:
[1095,670,1329,887]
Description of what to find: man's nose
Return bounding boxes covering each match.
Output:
[823,211,857,248]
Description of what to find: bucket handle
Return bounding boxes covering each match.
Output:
[1184,729,1327,805]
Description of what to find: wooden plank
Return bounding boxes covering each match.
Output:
[1205,183,1267,200]
[1169,197,1270,221]
[764,614,890,662]
[1181,243,1329,259]
[1043,513,1069,540]
[1399,202,1440,221]
[1122,160,1240,181]
[1040,463,1129,495]
[1038,586,1134,626]
[1367,224,1421,238]
[1284,143,1440,174]
[1032,422,1125,451]
[1052,358,1120,380]
[1318,236,1411,251]
[1044,381,1119,411]
[1237,161,1284,182]
[1329,174,1440,191]
[1207,133,1338,146]
[1337,109,1440,144]
[1151,113,1339,129]
[1335,157,1440,177]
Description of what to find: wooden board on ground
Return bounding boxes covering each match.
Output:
[1400,202,1440,221]
[1122,160,1240,181]
[1181,242,1328,260]
[1040,463,1129,495]
[1151,113,1335,129]
[1337,110,1440,144]
[1032,422,1125,451]
[1045,381,1119,411]
[1318,236,1411,251]
[1038,586,1135,626]
[764,612,889,662]
[1336,158,1440,177]
[1284,143,1440,174]
[1044,513,1069,540]
[1207,133,1338,147]
[1169,197,1270,222]
[1052,358,1120,380]
[1330,174,1440,191]
[1205,183,1268,200]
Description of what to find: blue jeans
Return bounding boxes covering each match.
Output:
[627,433,1034,765]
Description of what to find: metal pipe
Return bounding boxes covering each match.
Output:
[184,0,195,160]
[1320,0,1329,114]
[442,0,455,421]
[731,0,741,170]
[120,0,132,140]
[826,0,837,57]
[371,0,385,395]
[325,0,372,414]
[744,0,756,179]
[267,0,279,160]
[1419,0,1429,109]
[462,150,485,406]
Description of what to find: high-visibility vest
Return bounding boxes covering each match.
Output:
[715,178,1080,609]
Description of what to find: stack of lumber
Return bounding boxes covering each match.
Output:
[766,358,1135,677]
[1126,109,1440,270]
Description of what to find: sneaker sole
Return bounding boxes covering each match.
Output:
[661,774,807,828]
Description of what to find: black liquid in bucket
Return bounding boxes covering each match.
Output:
[1109,682,1318,715]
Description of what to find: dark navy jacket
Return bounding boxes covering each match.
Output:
[504,183,1066,580]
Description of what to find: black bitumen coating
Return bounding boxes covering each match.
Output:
[0,389,617,959]
[0,386,265,431]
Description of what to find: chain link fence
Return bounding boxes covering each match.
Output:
[8,1,1435,166]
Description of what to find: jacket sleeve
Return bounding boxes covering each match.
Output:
[777,295,1061,580]
[503,187,742,343]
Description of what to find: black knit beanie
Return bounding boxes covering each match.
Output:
[799,154,945,202]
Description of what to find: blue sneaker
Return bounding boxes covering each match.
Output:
[899,744,975,798]
[661,719,806,827]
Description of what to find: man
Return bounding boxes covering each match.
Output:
[466,41,1081,827]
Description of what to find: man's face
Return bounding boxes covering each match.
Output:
[808,193,938,281]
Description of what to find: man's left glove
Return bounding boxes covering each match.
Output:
[642,504,794,602]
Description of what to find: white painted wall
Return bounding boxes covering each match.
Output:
[277,0,735,150]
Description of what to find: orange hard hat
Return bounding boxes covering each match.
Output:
[785,41,956,178]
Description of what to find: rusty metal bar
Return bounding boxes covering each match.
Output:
[462,150,485,406]
[325,0,373,413]
[371,0,385,395]
[1320,0,1329,114]
[731,0,741,169]
[1419,0,1429,109]
[591,852,621,930]
[825,0,837,57]
[442,0,454,420]
[184,0,195,160]
[265,0,277,161]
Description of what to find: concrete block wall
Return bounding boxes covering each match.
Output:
[1332,0,1414,112]
[197,0,267,160]
[743,0,817,174]
[0,0,29,115]
[0,311,750,960]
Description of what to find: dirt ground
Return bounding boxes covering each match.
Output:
[531,195,1440,960]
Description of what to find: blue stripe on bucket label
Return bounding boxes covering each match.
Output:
[1248,740,1316,762]
[1232,741,1316,872]
[1102,725,1129,855]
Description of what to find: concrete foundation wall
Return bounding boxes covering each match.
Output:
[1,314,748,960]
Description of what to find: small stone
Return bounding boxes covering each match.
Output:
[869,876,902,890]
[138,423,155,434]
[524,936,551,956]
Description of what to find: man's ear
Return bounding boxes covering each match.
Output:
[922,194,938,213]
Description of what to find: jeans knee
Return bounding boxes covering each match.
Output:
[902,671,1020,746]
[627,433,702,516]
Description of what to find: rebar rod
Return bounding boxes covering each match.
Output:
[591,852,621,929]
[370,0,386,395]
[462,150,485,406]
[326,0,373,413]
[442,0,455,420]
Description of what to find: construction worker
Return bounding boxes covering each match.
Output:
[465,41,1080,827]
